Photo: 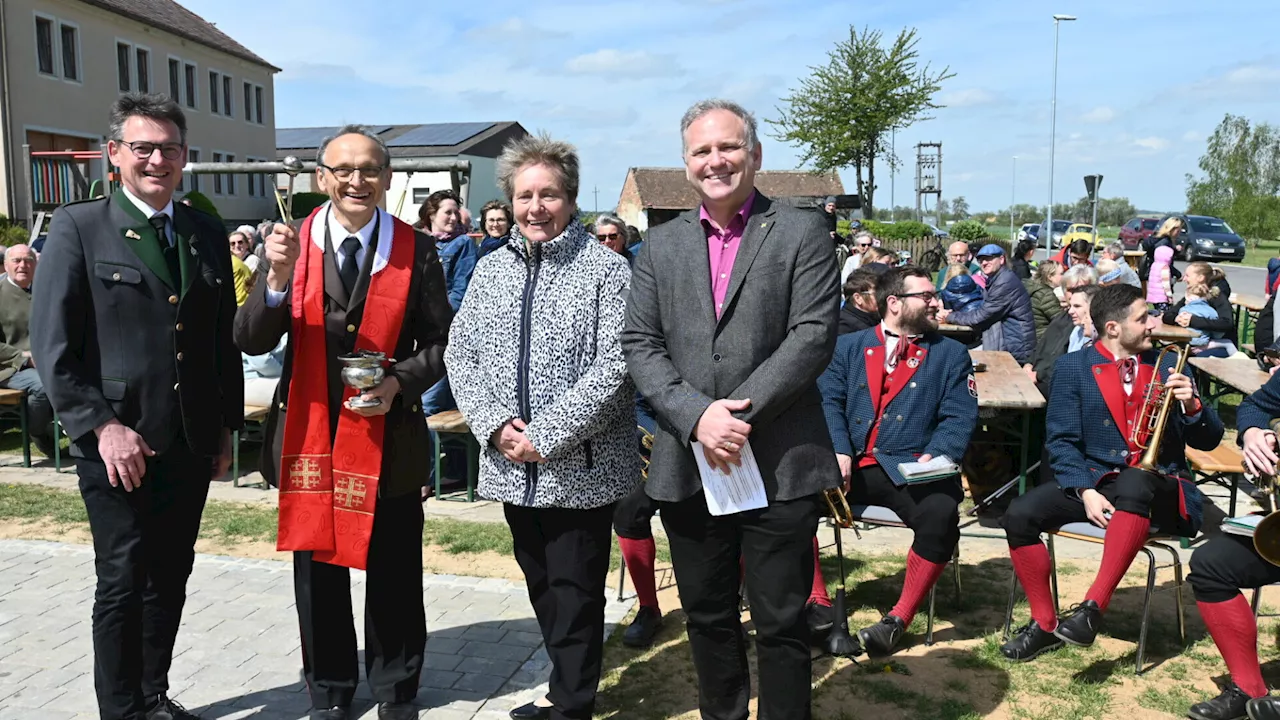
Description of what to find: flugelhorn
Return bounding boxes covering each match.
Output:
[1250,419,1280,565]
[1131,343,1191,471]
[819,483,863,658]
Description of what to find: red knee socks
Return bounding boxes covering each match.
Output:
[890,549,948,627]
[618,537,659,610]
[809,537,832,606]
[1084,510,1150,612]
[1198,594,1268,698]
[1010,543,1058,631]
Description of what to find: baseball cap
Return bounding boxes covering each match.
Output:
[975,244,1005,258]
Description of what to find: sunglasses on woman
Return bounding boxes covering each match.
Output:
[596,232,621,242]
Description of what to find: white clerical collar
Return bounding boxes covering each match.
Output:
[326,208,377,253]
[119,184,174,222]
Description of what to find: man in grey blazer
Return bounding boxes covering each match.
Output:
[621,99,841,720]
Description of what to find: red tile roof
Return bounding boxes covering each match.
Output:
[79,0,279,71]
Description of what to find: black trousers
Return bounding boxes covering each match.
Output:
[660,492,818,720]
[295,492,425,709]
[848,464,963,564]
[613,481,659,540]
[1002,467,1193,549]
[1189,533,1280,603]
[505,503,614,720]
[78,444,212,720]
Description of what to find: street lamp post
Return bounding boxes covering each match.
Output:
[1046,13,1077,252]
[1010,155,1017,242]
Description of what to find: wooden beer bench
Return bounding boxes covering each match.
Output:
[1187,443,1246,517]
[0,388,31,468]
[427,409,479,502]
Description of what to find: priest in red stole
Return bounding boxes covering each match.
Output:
[234,126,452,720]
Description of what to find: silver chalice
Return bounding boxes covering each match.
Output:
[338,350,387,409]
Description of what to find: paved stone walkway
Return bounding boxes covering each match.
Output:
[0,540,634,719]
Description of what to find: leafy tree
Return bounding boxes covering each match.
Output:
[769,26,953,219]
[179,190,221,220]
[863,219,935,240]
[949,219,987,242]
[1186,114,1280,241]
[950,195,969,220]
[290,192,330,219]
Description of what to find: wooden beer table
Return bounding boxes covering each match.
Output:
[1230,292,1267,347]
[969,350,1046,494]
[1188,356,1270,410]
[1152,323,1197,343]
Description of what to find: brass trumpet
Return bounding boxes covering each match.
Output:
[638,425,654,481]
[823,487,854,528]
[1130,343,1190,471]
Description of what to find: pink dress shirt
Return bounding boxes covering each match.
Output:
[701,191,757,319]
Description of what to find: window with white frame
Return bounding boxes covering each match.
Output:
[211,151,223,194]
[222,75,232,116]
[208,70,218,112]
[254,85,264,124]
[168,57,180,102]
[226,154,236,195]
[35,16,54,75]
[59,21,80,81]
[243,82,252,122]
[116,42,131,91]
[184,62,197,109]
[187,148,200,193]
[208,70,233,117]
[136,47,150,92]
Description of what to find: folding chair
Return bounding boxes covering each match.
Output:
[1002,522,1187,675]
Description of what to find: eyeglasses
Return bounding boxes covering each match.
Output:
[896,291,939,303]
[857,242,873,248]
[597,232,621,241]
[318,164,386,181]
[117,140,185,161]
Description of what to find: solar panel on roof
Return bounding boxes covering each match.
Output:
[276,126,393,149]
[385,122,494,148]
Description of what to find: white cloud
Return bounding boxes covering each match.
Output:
[1181,130,1201,142]
[1134,137,1171,152]
[1081,106,1116,124]
[564,49,682,79]
[939,88,998,108]
[1223,64,1280,85]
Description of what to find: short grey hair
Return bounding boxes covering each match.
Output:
[1061,264,1098,289]
[594,213,625,232]
[1104,242,1125,258]
[109,92,187,144]
[316,124,391,167]
[680,99,760,153]
[496,132,580,203]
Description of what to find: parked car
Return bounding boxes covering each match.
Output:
[927,223,950,240]
[1060,223,1097,248]
[1029,220,1073,247]
[1118,217,1160,251]
[1018,223,1040,242]
[1158,214,1245,262]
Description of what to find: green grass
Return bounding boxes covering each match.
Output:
[1138,686,1213,716]
[1243,238,1280,268]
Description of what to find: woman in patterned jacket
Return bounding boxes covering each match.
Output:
[445,133,638,720]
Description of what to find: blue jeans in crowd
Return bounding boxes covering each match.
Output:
[2,368,55,441]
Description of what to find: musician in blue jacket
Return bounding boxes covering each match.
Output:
[818,266,978,656]
[1178,372,1280,720]
[999,284,1223,664]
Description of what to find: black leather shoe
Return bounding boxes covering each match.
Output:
[146,695,201,720]
[806,601,835,636]
[377,702,417,720]
[622,605,663,648]
[1189,683,1251,720]
[310,708,349,720]
[1000,620,1065,662]
[509,701,551,720]
[1053,600,1102,647]
[1248,695,1280,720]
[857,615,906,656]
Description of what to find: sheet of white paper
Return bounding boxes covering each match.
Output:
[692,440,769,516]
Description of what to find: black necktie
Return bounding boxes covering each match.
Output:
[339,236,361,296]
[150,214,180,287]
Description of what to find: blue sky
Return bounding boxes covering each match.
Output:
[186,0,1280,216]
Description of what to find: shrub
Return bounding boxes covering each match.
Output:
[863,219,935,240]
[180,190,221,220]
[950,219,989,242]
[289,192,329,219]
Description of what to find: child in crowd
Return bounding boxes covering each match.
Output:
[1146,245,1174,314]
[1182,282,1237,358]
[941,264,984,314]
